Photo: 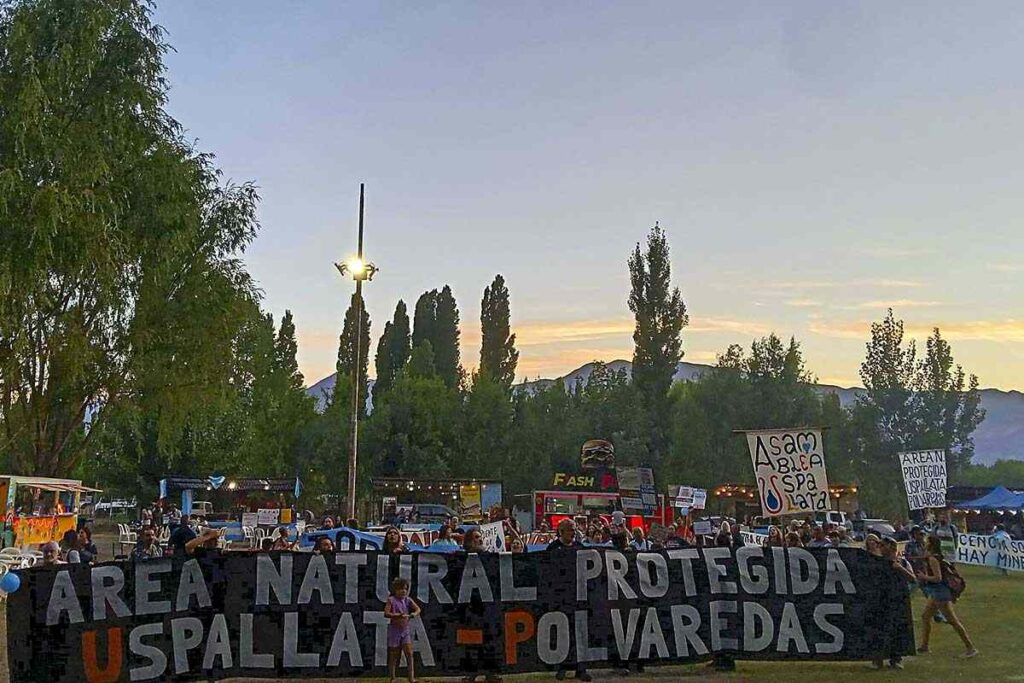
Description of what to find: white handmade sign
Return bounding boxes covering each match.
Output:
[480,521,506,552]
[740,530,769,547]
[241,512,259,529]
[256,508,280,526]
[693,520,713,536]
[669,485,708,510]
[955,533,1024,572]
[745,428,831,515]
[898,450,947,510]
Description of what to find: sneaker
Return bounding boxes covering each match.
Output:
[934,614,947,623]
[555,671,566,681]
[616,668,631,676]
[963,649,979,659]
[889,661,904,670]
[577,672,593,682]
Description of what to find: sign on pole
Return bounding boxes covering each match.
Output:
[744,428,831,515]
[898,450,947,510]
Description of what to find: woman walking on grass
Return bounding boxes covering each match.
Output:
[916,536,977,658]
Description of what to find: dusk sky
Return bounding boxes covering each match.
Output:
[154,2,1024,390]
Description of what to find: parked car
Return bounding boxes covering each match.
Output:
[388,503,458,524]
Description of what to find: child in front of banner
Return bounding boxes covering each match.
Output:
[385,577,422,683]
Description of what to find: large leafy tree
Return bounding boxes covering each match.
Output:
[915,328,984,475]
[479,274,519,389]
[857,309,919,449]
[0,0,259,477]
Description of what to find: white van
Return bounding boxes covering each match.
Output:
[191,501,214,517]
[814,510,851,530]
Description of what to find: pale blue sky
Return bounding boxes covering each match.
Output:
[154,2,1024,388]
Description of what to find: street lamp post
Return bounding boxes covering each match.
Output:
[335,183,377,522]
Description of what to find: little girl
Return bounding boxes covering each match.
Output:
[384,576,421,683]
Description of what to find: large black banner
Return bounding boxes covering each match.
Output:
[7,547,914,682]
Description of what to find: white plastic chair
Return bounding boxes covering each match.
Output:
[242,526,255,548]
[254,528,267,547]
[0,547,20,558]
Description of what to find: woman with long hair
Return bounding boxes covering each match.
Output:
[767,526,784,547]
[916,536,977,657]
[382,526,407,554]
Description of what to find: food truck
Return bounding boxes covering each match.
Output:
[1,475,101,548]
[532,440,672,532]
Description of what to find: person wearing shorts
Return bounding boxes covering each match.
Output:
[385,577,421,683]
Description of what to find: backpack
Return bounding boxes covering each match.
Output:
[940,560,967,601]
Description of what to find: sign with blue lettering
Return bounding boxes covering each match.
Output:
[745,429,831,516]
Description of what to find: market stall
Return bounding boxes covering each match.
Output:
[158,475,302,529]
[1,475,101,548]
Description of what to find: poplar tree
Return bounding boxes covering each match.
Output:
[628,224,688,403]
[478,274,519,389]
[335,293,371,416]
[412,290,438,350]
[373,300,411,400]
[433,285,464,389]
[627,224,688,465]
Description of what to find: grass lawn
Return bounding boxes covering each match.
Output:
[1,565,1019,682]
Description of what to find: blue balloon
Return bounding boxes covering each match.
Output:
[0,570,20,594]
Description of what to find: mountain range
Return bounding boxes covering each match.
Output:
[306,360,1024,465]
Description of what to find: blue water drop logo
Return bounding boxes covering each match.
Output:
[765,489,781,511]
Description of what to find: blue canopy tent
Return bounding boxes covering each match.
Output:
[953,486,1024,511]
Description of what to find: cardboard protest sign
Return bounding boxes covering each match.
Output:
[745,429,831,515]
[480,521,506,552]
[241,513,259,529]
[740,530,769,547]
[955,533,1024,572]
[669,485,707,510]
[7,547,914,681]
[618,467,657,515]
[693,520,713,535]
[897,450,947,510]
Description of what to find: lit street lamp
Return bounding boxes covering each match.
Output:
[335,183,377,521]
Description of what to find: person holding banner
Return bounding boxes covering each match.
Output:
[917,536,978,658]
[547,520,592,682]
[870,537,917,670]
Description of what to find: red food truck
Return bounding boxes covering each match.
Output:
[532,439,674,532]
[532,488,673,532]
